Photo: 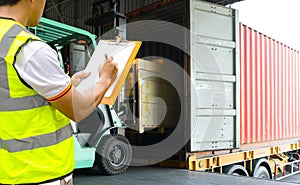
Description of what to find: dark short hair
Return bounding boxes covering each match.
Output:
[0,0,20,6]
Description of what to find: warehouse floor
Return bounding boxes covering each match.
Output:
[73,166,297,185]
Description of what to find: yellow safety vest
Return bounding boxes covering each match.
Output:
[0,18,75,184]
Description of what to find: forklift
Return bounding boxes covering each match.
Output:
[29,10,136,175]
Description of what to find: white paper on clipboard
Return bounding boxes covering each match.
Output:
[76,40,141,105]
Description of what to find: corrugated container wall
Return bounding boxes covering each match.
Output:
[240,24,300,145]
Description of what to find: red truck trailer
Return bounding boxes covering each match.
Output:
[188,23,300,180]
[240,24,300,145]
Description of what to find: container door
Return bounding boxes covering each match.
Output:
[190,0,240,151]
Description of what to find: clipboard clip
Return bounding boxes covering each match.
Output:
[108,37,129,46]
[116,34,122,43]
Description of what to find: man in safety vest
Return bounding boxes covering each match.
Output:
[0,0,118,184]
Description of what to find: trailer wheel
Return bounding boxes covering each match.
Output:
[95,135,132,175]
[253,166,270,179]
[223,165,249,176]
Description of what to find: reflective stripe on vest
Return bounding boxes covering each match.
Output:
[0,24,49,111]
[0,124,72,153]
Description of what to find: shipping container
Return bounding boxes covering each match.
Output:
[123,0,239,157]
[187,23,300,180]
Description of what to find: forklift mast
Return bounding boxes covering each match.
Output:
[85,0,126,40]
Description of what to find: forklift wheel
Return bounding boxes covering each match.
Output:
[95,135,132,175]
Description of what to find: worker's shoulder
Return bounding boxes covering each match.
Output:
[24,40,56,55]
[27,40,51,49]
[19,41,57,64]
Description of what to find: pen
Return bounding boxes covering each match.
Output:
[104,54,108,60]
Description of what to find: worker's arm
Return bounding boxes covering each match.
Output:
[16,41,118,122]
[50,56,118,122]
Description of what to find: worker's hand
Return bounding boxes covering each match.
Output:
[98,56,118,89]
[71,70,91,87]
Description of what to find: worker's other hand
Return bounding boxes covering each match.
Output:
[71,70,91,87]
[98,56,118,89]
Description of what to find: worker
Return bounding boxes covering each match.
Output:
[0,0,118,184]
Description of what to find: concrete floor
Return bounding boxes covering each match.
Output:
[282,174,300,184]
[73,166,299,185]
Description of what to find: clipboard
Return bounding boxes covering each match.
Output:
[76,40,142,105]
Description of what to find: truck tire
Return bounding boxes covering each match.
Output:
[253,166,270,179]
[95,135,132,175]
[223,165,249,176]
